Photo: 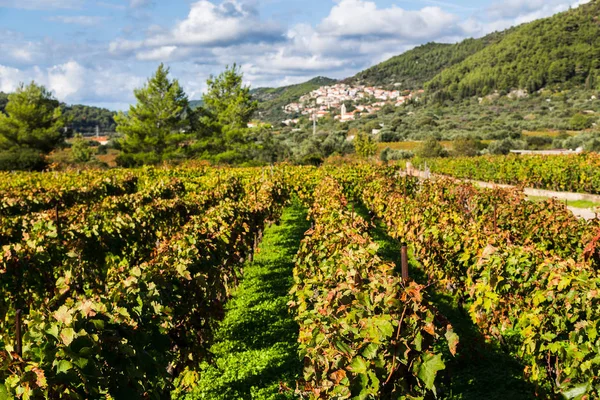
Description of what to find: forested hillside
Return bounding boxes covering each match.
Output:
[62,104,117,133]
[346,31,508,89]
[427,1,600,99]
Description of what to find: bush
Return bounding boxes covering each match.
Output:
[380,147,414,162]
[417,137,448,158]
[487,138,527,155]
[0,148,47,171]
[452,138,484,157]
[570,113,594,130]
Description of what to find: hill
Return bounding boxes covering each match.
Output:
[426,1,600,99]
[253,76,337,122]
[61,104,117,133]
[345,31,509,89]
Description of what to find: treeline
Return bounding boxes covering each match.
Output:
[0,64,358,171]
[62,105,116,133]
[427,1,600,99]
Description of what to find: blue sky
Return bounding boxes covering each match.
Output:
[0,0,590,110]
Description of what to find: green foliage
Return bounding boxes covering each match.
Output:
[347,32,507,89]
[452,138,484,157]
[0,167,288,398]
[427,1,600,99]
[62,105,116,133]
[0,148,47,171]
[361,172,600,398]
[115,64,192,166]
[354,132,377,159]
[293,176,453,398]
[417,137,448,158]
[202,64,257,129]
[0,82,65,154]
[380,147,414,162]
[422,153,600,194]
[570,113,594,130]
[70,134,92,163]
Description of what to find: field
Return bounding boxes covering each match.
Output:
[1,163,600,399]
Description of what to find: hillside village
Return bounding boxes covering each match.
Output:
[281,83,423,125]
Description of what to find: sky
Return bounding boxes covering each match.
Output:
[0,0,591,110]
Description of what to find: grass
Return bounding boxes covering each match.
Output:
[185,200,309,400]
[352,202,538,400]
[527,195,600,209]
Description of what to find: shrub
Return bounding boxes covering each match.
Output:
[0,148,47,171]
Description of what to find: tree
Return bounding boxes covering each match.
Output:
[202,64,257,129]
[570,113,593,130]
[0,82,65,153]
[115,64,191,166]
[417,137,448,158]
[192,65,259,163]
[354,132,377,159]
[452,138,483,157]
[71,134,92,163]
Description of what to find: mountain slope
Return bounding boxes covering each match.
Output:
[426,1,600,99]
[346,31,509,89]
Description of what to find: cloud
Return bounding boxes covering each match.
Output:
[47,15,106,26]
[319,0,460,40]
[110,0,284,56]
[0,0,82,9]
[0,61,144,109]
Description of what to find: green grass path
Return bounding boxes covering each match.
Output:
[353,203,538,400]
[187,200,308,400]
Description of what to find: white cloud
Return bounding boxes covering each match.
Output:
[47,15,106,26]
[319,0,460,40]
[110,0,283,56]
[0,61,144,109]
[0,0,82,9]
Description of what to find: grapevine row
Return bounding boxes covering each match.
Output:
[292,175,457,399]
[359,173,600,397]
[0,170,289,398]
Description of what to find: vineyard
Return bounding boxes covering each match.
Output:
[413,153,600,194]
[1,164,599,399]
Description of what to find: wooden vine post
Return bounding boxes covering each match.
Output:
[15,309,22,357]
[401,245,409,282]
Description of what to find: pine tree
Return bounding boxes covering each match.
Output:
[115,64,191,166]
[0,82,65,153]
[202,64,257,129]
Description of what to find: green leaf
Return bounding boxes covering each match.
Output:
[46,324,59,339]
[362,343,378,360]
[349,356,368,375]
[56,360,73,375]
[60,328,76,346]
[416,353,445,390]
[561,383,590,399]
